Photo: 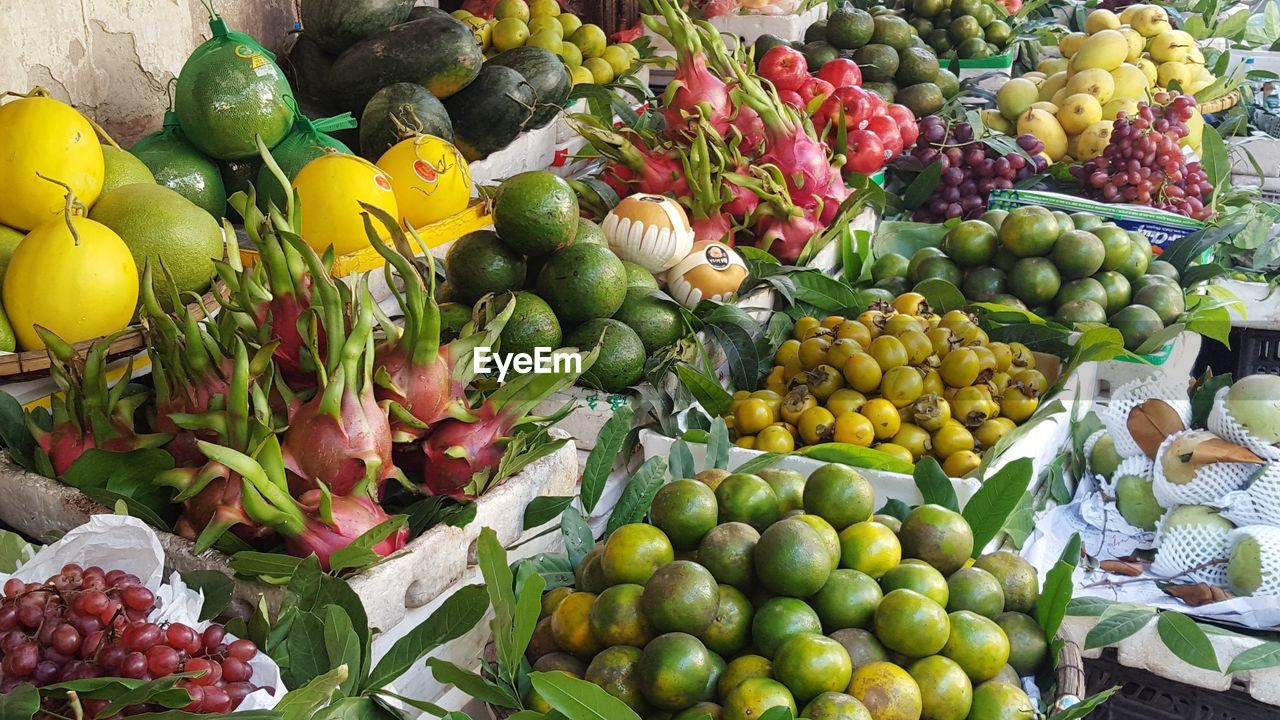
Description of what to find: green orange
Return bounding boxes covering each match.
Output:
[602,523,674,585]
[541,586,574,619]
[718,655,773,699]
[802,691,873,720]
[716,473,782,530]
[760,468,807,512]
[652,479,720,550]
[589,583,654,647]
[642,560,719,635]
[898,504,974,575]
[803,464,875,530]
[752,597,823,658]
[830,628,889,670]
[755,518,834,597]
[811,569,883,632]
[879,560,949,607]
[946,567,1005,618]
[793,514,842,567]
[698,522,760,589]
[550,591,601,658]
[774,633,855,702]
[700,585,755,656]
[722,678,797,720]
[967,681,1034,720]
[638,632,717,711]
[995,612,1048,676]
[908,655,973,720]
[838,522,902,579]
[942,611,1011,682]
[873,589,950,658]
[847,662,923,720]
[586,645,650,714]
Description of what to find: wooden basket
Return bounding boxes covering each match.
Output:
[0,283,226,382]
[1200,89,1241,115]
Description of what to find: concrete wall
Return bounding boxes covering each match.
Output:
[1,0,298,146]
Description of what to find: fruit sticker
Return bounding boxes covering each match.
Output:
[374,173,393,192]
[234,44,277,78]
[703,242,732,271]
[413,160,440,185]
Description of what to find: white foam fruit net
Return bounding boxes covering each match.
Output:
[1217,461,1280,528]
[1207,386,1280,461]
[1083,429,1107,482]
[1101,455,1156,496]
[1153,510,1234,586]
[1227,525,1280,597]
[1103,377,1194,459]
[1151,430,1258,508]
[1100,455,1159,549]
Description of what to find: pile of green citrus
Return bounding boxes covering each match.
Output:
[872,206,1187,351]
[439,171,685,393]
[528,463,1050,720]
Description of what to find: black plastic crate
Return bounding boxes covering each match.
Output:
[1083,649,1273,719]
[1237,328,1280,377]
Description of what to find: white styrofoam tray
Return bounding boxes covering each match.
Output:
[1094,331,1203,394]
[1212,277,1280,329]
[468,121,558,187]
[0,435,578,630]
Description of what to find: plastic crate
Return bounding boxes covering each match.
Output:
[1084,649,1274,720]
[1237,327,1280,376]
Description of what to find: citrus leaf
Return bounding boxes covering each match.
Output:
[0,683,38,720]
[180,570,233,622]
[1227,640,1280,673]
[561,507,594,570]
[426,659,520,708]
[799,443,914,474]
[363,584,488,692]
[580,404,633,514]
[676,363,732,417]
[914,457,959,511]
[669,438,694,480]
[1066,596,1113,617]
[605,456,668,538]
[1048,686,1120,720]
[732,452,787,476]
[530,671,644,720]
[524,496,574,530]
[1085,606,1156,649]
[274,665,348,720]
[1156,611,1220,672]
[1037,533,1081,643]
[708,418,731,471]
[914,278,967,314]
[962,458,1033,554]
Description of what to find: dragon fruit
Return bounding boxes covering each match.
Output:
[680,128,736,245]
[361,205,511,441]
[643,0,735,141]
[567,116,690,198]
[195,435,407,570]
[419,346,597,500]
[29,329,169,476]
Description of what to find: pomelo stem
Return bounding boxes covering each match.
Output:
[35,173,84,246]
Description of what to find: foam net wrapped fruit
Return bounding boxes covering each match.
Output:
[725,293,1047,477]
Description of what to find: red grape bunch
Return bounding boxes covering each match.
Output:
[908,116,1048,222]
[1071,93,1213,220]
[0,564,265,717]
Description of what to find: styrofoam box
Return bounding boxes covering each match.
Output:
[468,121,558,187]
[640,362,1094,508]
[1213,277,1280,330]
[646,4,830,54]
[1229,134,1280,189]
[1094,331,1202,393]
[0,435,578,630]
[1060,614,1280,707]
[807,206,881,274]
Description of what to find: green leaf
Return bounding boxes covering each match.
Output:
[1048,686,1120,720]
[524,496,574,530]
[962,458,1033,554]
[370,689,448,717]
[513,571,547,677]
[230,551,305,584]
[323,605,362,696]
[363,583,488,692]
[759,708,797,720]
[1199,124,1230,206]
[914,279,967,314]
[516,552,575,592]
[284,611,332,690]
[1156,612,1220,672]
[180,570,233,622]
[1037,533,1081,644]
[312,695,390,720]
[328,515,409,574]
[669,439,694,480]
[0,683,38,720]
[1066,596,1113,617]
[1227,640,1280,673]
[914,457,959,511]
[477,528,521,677]
[797,444,914,474]
[0,392,36,470]
[426,659,521,708]
[708,418,731,471]
[902,162,943,210]
[1001,491,1035,549]
[790,271,862,311]
[605,456,667,538]
[0,528,36,573]
[877,499,911,521]
[732,452,786,476]
[676,364,732,417]
[529,671,644,720]
[561,507,595,570]
[97,674,195,716]
[274,665,348,720]
[581,405,633,513]
[1085,606,1156,649]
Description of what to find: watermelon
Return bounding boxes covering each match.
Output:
[359,83,453,161]
[281,32,334,105]
[174,10,294,160]
[327,15,483,111]
[486,47,571,130]
[443,65,535,161]
[300,0,416,55]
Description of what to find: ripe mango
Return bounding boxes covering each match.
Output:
[1186,67,1215,94]
[1059,32,1087,59]
[1030,101,1059,114]
[1038,71,1069,102]
[996,78,1040,121]
[1131,5,1172,37]
[1157,61,1192,90]
[1134,57,1159,84]
[1065,67,1116,103]
[1120,28,1144,61]
[1071,30,1129,72]
[1110,63,1151,101]
[1037,57,1069,75]
[1085,9,1120,33]
[1057,93,1103,135]
[1051,87,1070,107]
[1118,3,1149,24]
[1148,29,1194,63]
[1182,107,1203,151]
[1101,96,1140,120]
[980,108,1014,135]
[1018,108,1067,161]
[1074,120,1113,160]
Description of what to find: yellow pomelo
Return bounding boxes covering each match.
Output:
[1037,57,1069,75]
[1131,5,1172,36]
[5,200,136,349]
[1120,28,1144,61]
[292,154,399,256]
[1038,71,1069,102]
[570,65,595,85]
[1148,30,1193,63]
[376,135,472,229]
[1134,57,1159,84]
[0,92,105,232]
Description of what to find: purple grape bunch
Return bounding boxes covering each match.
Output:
[909,116,1047,222]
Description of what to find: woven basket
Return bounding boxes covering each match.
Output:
[0,282,227,381]
[1200,89,1241,115]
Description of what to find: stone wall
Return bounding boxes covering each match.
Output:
[1,0,298,145]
